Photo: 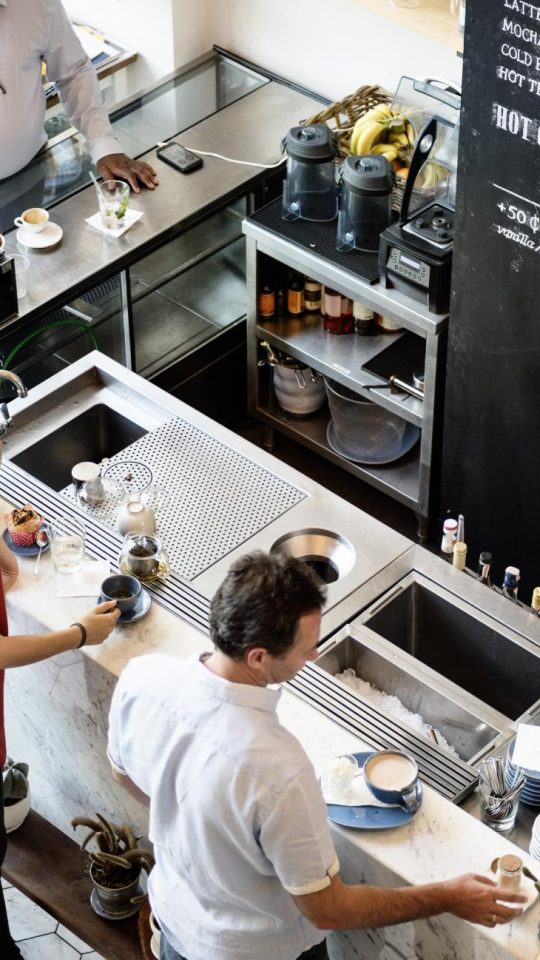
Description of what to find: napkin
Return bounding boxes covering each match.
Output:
[321,771,399,807]
[513,724,540,772]
[85,208,144,238]
[56,559,110,598]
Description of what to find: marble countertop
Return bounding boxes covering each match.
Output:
[4,543,540,960]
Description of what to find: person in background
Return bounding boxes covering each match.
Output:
[108,551,525,960]
[0,538,120,960]
[0,0,158,191]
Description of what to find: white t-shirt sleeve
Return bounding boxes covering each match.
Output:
[45,0,122,163]
[107,659,153,794]
[259,768,339,895]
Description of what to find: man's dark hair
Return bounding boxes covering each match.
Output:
[209,550,326,660]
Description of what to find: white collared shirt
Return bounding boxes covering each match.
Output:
[108,653,339,960]
[0,0,121,179]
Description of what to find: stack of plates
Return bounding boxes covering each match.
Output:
[505,743,540,807]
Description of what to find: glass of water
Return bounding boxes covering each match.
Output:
[50,517,85,574]
[96,179,130,230]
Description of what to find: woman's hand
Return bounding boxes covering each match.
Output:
[79,601,121,645]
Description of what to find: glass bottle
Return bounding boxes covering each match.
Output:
[353,302,374,335]
[477,551,492,585]
[287,273,304,316]
[304,278,322,313]
[441,518,458,554]
[531,587,540,616]
[258,281,276,318]
[495,854,522,890]
[453,541,467,571]
[502,566,520,602]
[323,287,353,334]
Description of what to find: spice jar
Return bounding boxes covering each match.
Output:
[353,301,374,335]
[304,278,322,313]
[323,286,353,335]
[287,274,304,316]
[258,282,276,318]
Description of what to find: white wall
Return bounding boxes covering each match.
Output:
[209,0,462,101]
[63,0,461,104]
[62,0,211,90]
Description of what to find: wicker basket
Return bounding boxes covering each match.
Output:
[300,84,392,160]
[300,84,405,212]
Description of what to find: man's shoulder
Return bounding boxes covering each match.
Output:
[119,652,198,689]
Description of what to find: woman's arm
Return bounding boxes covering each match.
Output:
[0,602,121,668]
[0,538,18,592]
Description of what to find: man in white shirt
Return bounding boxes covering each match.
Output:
[108,551,525,960]
[0,0,157,190]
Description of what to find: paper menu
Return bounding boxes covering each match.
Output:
[512,724,540,772]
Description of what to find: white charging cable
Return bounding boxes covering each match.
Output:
[156,142,286,169]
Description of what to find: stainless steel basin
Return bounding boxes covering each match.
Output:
[316,632,501,761]
[10,404,147,491]
[356,571,540,720]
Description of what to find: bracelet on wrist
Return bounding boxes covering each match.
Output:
[71,622,87,648]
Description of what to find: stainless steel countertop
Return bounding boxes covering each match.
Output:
[3,82,322,326]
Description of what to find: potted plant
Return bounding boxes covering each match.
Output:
[2,758,31,833]
[71,813,154,919]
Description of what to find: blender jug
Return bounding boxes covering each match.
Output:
[336,155,393,252]
[282,124,338,222]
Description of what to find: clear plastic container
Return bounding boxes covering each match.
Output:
[325,378,407,461]
[282,125,338,222]
[336,156,393,252]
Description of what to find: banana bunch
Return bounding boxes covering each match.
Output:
[417,160,449,189]
[350,104,416,167]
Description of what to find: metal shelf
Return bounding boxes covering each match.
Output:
[243,214,449,338]
[257,402,421,509]
[256,317,424,428]
[244,209,447,523]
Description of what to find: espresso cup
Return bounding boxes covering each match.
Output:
[363,749,420,812]
[14,207,49,234]
[101,573,141,614]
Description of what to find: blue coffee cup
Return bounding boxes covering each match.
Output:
[101,574,141,614]
[363,749,420,812]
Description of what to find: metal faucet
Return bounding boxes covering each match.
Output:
[0,369,27,437]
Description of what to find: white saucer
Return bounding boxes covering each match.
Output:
[16,222,63,249]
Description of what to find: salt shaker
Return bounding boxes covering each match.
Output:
[441,518,458,554]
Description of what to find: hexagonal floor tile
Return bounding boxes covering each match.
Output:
[4,887,57,940]
[18,932,80,959]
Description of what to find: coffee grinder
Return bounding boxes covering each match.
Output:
[379,117,455,314]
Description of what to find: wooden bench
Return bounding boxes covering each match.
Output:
[3,810,152,960]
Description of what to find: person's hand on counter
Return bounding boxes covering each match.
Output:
[97,153,159,192]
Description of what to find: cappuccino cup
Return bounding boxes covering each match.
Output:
[363,749,420,812]
[14,207,49,234]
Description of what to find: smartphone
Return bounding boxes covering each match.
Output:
[156,142,203,174]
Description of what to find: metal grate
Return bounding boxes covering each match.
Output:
[0,462,211,634]
[287,663,480,803]
[58,416,306,581]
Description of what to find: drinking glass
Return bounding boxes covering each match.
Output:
[96,180,130,230]
[479,778,523,833]
[50,517,85,574]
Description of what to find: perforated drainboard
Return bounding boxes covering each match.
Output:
[60,417,307,581]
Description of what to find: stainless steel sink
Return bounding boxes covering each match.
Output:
[11,404,147,491]
[316,632,500,761]
[355,571,540,721]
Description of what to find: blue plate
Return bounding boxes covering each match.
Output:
[326,751,423,830]
[2,526,50,557]
[98,587,151,624]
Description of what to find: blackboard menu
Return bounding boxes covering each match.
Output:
[442,0,540,601]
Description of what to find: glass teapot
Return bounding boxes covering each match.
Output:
[118,532,170,583]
